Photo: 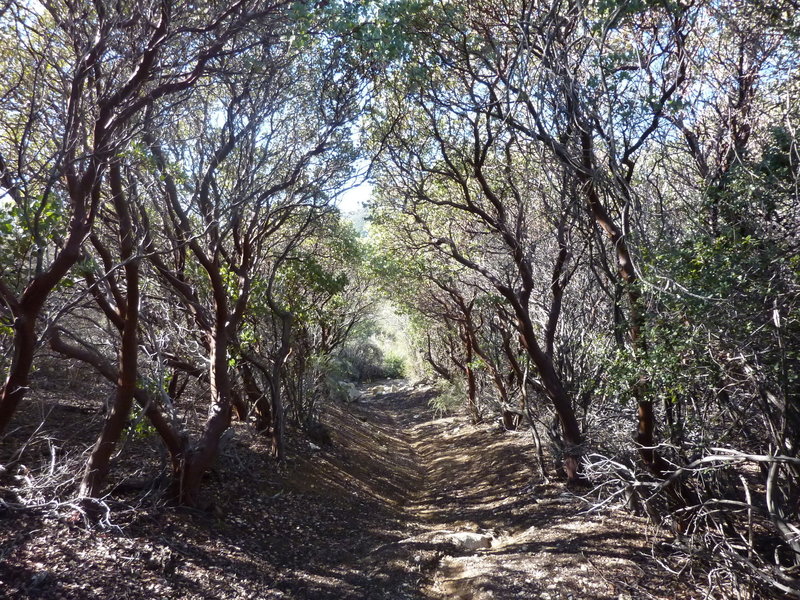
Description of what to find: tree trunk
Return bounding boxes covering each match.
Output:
[0,222,88,434]
[175,315,233,506]
[537,356,582,482]
[464,332,479,423]
[424,334,453,382]
[79,259,139,499]
[79,163,141,501]
[579,134,670,476]
[513,301,583,482]
[0,311,37,435]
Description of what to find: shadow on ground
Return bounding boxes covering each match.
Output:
[1,379,693,599]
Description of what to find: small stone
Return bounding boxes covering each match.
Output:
[30,571,51,588]
[446,531,493,551]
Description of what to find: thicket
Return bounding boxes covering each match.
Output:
[0,0,392,509]
[0,0,798,596]
[365,0,800,596]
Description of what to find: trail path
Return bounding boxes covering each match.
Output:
[0,381,691,599]
[291,383,687,600]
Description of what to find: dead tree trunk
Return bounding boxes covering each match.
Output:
[268,310,292,461]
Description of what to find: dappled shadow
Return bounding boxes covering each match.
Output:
[1,379,691,600]
[1,381,435,599]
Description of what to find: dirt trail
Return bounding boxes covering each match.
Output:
[1,381,692,599]
[339,383,689,600]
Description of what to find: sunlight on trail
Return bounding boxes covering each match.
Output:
[290,381,693,600]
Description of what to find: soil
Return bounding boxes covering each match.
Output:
[0,380,698,599]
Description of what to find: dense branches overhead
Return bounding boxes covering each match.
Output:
[0,0,370,505]
[0,0,798,596]
[366,0,799,593]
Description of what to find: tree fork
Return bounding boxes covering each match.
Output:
[79,162,141,502]
[0,218,89,435]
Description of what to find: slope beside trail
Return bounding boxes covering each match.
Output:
[0,381,692,599]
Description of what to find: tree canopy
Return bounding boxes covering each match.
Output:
[1,0,799,596]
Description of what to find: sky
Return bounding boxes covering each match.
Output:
[336,181,372,214]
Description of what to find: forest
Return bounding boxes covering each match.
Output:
[0,0,798,598]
